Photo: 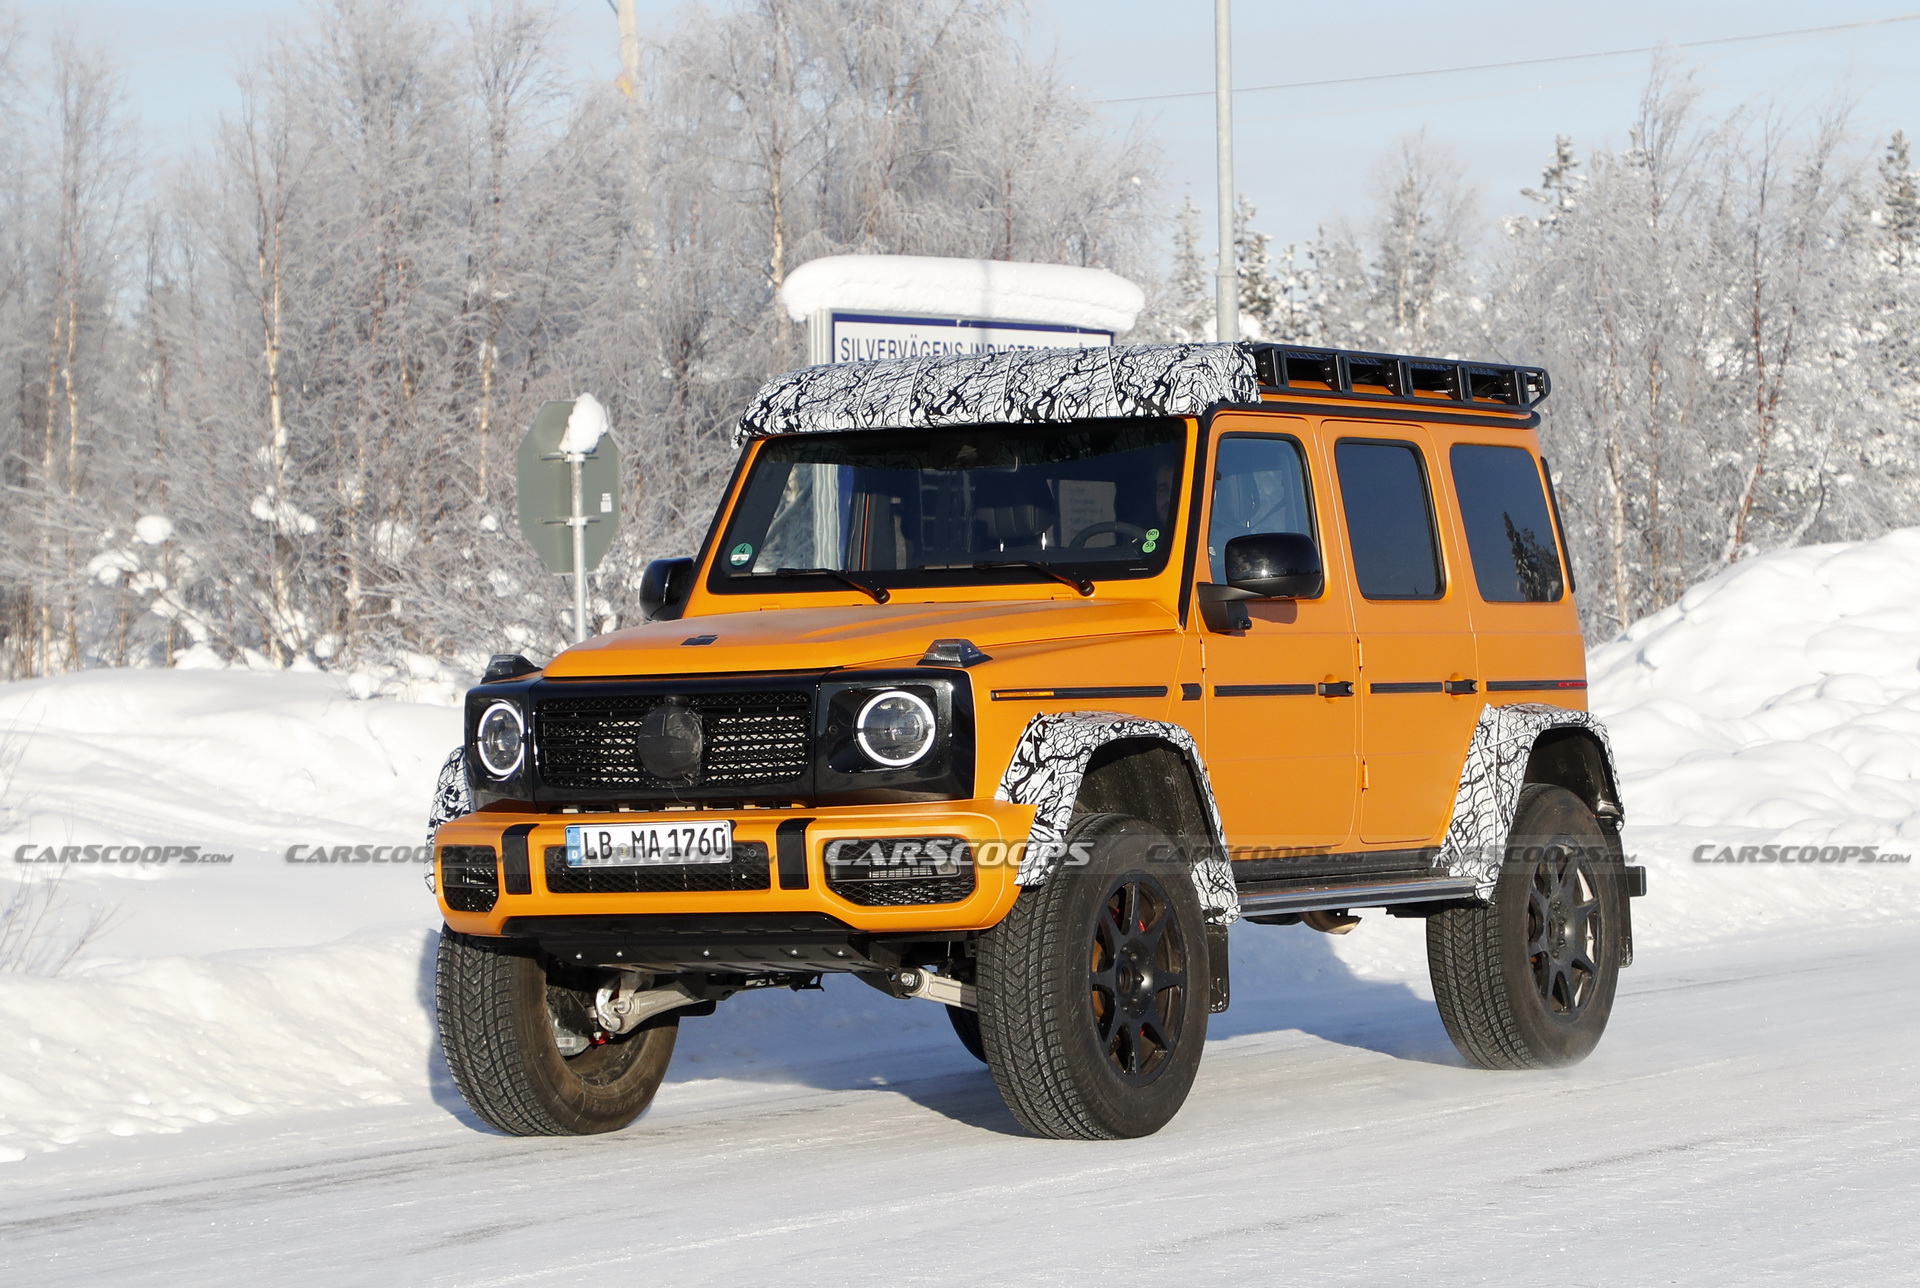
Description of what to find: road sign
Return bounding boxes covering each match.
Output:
[516,400,622,575]
[814,311,1113,365]
[516,399,622,642]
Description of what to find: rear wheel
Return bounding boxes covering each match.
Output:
[435,929,678,1135]
[1427,784,1627,1070]
[975,813,1209,1139]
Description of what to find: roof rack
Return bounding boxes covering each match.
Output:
[1247,343,1549,411]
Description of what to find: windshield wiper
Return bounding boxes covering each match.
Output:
[774,567,890,604]
[973,560,1094,597]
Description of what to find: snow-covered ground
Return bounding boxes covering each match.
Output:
[4,532,1920,1282]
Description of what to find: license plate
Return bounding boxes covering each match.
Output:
[565,820,734,867]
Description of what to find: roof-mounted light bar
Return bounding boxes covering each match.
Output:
[1250,344,1549,411]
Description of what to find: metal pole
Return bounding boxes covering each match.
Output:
[1214,0,1238,343]
[568,452,589,644]
[617,0,641,98]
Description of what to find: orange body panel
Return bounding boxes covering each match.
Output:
[438,395,1586,931]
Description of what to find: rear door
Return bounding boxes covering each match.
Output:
[1198,418,1359,850]
[1446,441,1588,704]
[1329,426,1482,845]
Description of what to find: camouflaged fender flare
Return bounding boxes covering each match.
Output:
[1435,704,1624,900]
[427,746,474,850]
[995,711,1239,926]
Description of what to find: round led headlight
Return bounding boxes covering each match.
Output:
[475,701,526,778]
[855,690,936,768]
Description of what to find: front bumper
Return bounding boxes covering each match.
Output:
[434,799,1035,940]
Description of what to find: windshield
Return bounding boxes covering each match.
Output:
[712,418,1187,593]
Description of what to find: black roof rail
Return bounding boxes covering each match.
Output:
[1246,343,1550,411]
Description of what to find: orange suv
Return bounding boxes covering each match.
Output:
[430,341,1645,1140]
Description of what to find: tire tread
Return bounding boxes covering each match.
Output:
[436,930,572,1135]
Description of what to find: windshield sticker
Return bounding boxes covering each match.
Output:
[729,542,754,567]
[1142,527,1161,554]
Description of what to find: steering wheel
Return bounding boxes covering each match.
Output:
[1067,521,1150,549]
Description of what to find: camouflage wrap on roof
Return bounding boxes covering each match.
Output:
[734,342,1260,443]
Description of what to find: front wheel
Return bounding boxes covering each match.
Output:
[975,813,1210,1139]
[1427,784,1628,1070]
[435,929,678,1135]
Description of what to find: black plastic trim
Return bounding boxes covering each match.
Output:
[500,824,535,896]
[989,685,1169,701]
[1233,847,1440,886]
[1486,679,1589,692]
[1214,683,1317,697]
[1370,681,1444,694]
[776,818,812,890]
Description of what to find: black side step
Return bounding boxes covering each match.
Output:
[1236,876,1479,917]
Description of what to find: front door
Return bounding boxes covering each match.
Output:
[1329,426,1482,845]
[1198,420,1359,851]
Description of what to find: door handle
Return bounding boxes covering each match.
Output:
[1318,680,1354,698]
[1444,679,1478,695]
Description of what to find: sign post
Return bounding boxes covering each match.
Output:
[516,399,622,643]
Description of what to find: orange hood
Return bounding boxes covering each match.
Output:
[543,597,1178,678]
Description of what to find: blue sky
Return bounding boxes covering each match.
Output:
[17,1,1920,257]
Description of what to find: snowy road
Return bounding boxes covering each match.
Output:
[3,918,1912,1286]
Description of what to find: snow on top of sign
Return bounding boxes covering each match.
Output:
[779,255,1144,334]
[558,392,609,455]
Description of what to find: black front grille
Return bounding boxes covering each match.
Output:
[441,845,499,912]
[828,872,978,906]
[543,842,772,894]
[535,691,812,794]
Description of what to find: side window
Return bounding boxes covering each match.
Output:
[1208,435,1313,582]
[1449,444,1566,602]
[1333,440,1443,599]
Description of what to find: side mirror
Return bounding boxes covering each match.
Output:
[1198,532,1323,633]
[1225,532,1323,599]
[639,557,696,622]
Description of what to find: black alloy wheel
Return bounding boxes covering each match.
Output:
[1088,874,1191,1083]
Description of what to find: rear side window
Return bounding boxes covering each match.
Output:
[1449,444,1565,602]
[1334,440,1442,599]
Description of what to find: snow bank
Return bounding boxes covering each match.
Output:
[0,931,432,1163]
[1583,527,1920,944]
[0,669,459,873]
[0,670,461,1158]
[779,254,1145,333]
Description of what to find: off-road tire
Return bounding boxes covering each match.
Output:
[946,1005,987,1063]
[1427,784,1628,1070]
[436,928,678,1135]
[975,813,1210,1139]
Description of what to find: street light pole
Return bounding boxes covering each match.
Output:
[1214,0,1238,343]
[617,0,640,97]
